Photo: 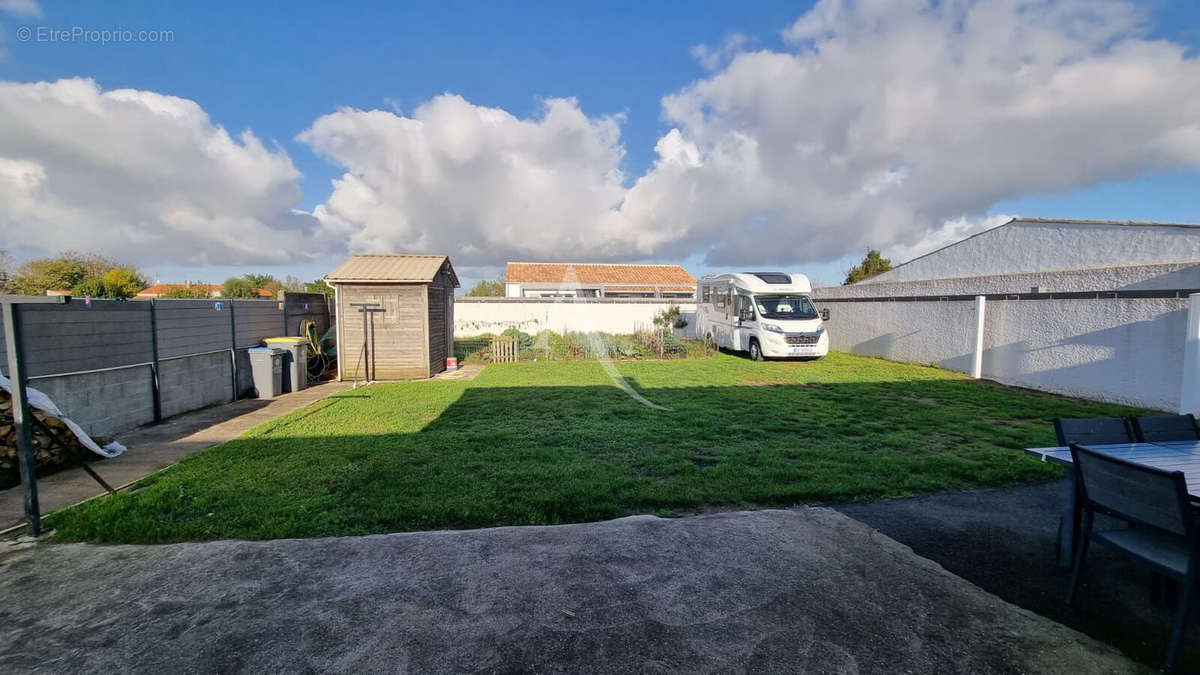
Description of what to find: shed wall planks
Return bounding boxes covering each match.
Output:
[338,283,429,380]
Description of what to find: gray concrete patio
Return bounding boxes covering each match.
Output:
[0,508,1139,673]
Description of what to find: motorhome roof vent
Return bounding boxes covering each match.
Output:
[749,272,791,284]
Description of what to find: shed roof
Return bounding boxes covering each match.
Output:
[326,254,459,287]
[506,262,695,286]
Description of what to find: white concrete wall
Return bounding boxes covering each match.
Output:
[456,299,698,338]
[818,296,1188,411]
[870,220,1200,284]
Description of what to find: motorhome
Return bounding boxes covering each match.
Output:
[696,272,829,360]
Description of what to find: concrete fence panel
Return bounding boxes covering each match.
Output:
[980,297,1186,411]
[0,296,307,437]
[821,299,978,372]
[816,292,1191,411]
[282,292,332,339]
[232,300,285,348]
[155,298,233,359]
[14,299,153,377]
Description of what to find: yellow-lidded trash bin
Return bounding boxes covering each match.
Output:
[263,337,309,392]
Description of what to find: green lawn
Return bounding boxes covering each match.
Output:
[47,352,1144,543]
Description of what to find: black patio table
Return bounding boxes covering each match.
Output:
[1025,440,1200,568]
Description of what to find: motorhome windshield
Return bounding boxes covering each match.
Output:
[754,295,819,321]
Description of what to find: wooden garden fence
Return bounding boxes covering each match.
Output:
[491,335,517,363]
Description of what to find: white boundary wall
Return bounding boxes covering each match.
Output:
[815,294,1193,412]
[816,294,1190,410]
[455,299,698,338]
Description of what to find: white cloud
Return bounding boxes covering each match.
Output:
[884,213,1015,265]
[5,1,1200,273]
[0,78,321,265]
[635,0,1200,265]
[305,0,1200,269]
[300,95,653,266]
[0,0,41,17]
[690,32,753,71]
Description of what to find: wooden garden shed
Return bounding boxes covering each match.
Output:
[326,254,459,380]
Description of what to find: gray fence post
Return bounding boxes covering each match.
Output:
[1180,293,1200,415]
[228,300,238,401]
[148,300,162,423]
[2,302,39,535]
[972,295,986,379]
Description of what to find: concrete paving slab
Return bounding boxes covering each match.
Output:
[432,363,484,380]
[0,508,1141,673]
[0,380,352,531]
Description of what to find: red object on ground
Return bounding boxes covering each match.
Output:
[446,357,458,370]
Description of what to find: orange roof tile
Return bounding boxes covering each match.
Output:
[506,263,695,286]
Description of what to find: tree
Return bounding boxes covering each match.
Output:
[11,257,90,295]
[101,266,149,299]
[243,273,276,288]
[843,250,893,285]
[282,275,305,292]
[0,249,13,293]
[221,277,257,298]
[72,277,108,298]
[466,279,505,297]
[161,285,212,299]
[261,279,284,298]
[9,251,136,296]
[304,278,334,297]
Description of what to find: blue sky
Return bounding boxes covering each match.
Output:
[3,1,802,201]
[2,0,1199,289]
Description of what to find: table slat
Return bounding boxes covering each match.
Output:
[1024,442,1200,499]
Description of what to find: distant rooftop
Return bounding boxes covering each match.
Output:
[506,262,695,287]
[326,254,458,287]
[861,216,1200,286]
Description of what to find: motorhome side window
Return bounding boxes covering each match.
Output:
[701,285,710,304]
[737,295,755,320]
[714,287,727,311]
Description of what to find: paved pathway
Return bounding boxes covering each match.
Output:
[0,508,1140,673]
[0,380,351,531]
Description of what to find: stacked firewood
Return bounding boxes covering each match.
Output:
[1,390,98,489]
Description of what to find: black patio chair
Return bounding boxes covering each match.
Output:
[1053,417,1133,446]
[1067,443,1199,671]
[1051,418,1135,565]
[1133,415,1200,443]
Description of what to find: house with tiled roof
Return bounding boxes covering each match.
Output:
[134,282,275,300]
[504,262,696,299]
[134,282,223,299]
